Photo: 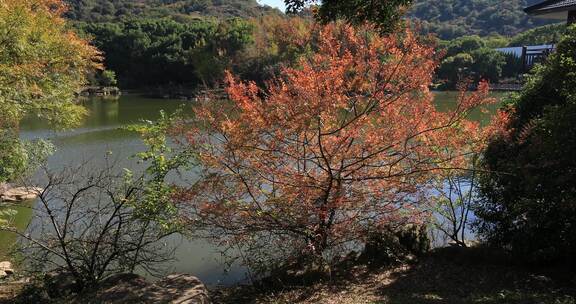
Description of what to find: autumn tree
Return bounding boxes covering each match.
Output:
[0,0,101,183]
[169,24,495,271]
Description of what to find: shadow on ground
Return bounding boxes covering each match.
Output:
[378,246,576,304]
[213,246,576,304]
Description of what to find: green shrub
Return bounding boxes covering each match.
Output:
[360,225,430,266]
[0,133,27,183]
[476,25,576,264]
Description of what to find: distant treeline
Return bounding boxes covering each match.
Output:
[434,23,569,89]
[76,15,312,89]
[77,18,253,88]
[64,0,281,22]
[410,0,557,40]
[66,0,562,40]
[68,0,569,90]
[78,17,567,90]
[508,23,566,46]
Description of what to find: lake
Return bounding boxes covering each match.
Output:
[3,91,508,285]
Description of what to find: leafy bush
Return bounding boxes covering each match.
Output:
[476,25,576,264]
[0,131,54,184]
[437,38,508,88]
[8,161,178,290]
[0,133,27,184]
[100,70,118,87]
[360,225,430,266]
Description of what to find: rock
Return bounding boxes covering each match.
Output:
[155,274,210,304]
[95,273,151,303]
[0,261,12,269]
[0,261,14,275]
[527,274,553,290]
[0,270,7,279]
[0,186,42,202]
[93,273,211,304]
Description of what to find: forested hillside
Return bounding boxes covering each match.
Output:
[66,0,558,39]
[64,0,279,22]
[508,23,566,46]
[64,0,565,90]
[410,0,556,39]
[76,17,255,88]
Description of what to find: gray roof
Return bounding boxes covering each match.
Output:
[525,0,576,15]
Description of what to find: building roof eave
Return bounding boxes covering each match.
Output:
[524,0,576,15]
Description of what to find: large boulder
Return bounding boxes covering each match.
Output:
[92,273,210,304]
[93,273,151,303]
[0,261,14,279]
[0,261,13,275]
[154,274,210,304]
[0,186,42,202]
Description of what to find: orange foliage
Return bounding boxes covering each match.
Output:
[177,23,499,263]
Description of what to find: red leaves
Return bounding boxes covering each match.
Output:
[178,23,501,260]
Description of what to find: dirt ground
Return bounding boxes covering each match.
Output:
[0,279,27,304]
[2,246,575,304]
[212,247,576,304]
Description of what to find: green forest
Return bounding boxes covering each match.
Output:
[65,0,569,91]
[64,0,281,21]
[62,0,568,90]
[411,0,556,39]
[65,0,559,39]
[76,18,255,88]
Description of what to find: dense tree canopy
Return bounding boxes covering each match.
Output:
[77,17,254,88]
[436,35,519,89]
[411,0,556,40]
[76,14,316,89]
[62,0,565,91]
[476,25,576,264]
[285,0,412,33]
[64,0,280,22]
[508,23,566,46]
[0,0,101,183]
[63,0,560,41]
[236,14,312,86]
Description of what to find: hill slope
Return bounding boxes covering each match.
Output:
[65,0,559,39]
[64,0,279,22]
[410,0,557,40]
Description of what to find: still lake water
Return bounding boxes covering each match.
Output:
[3,91,507,285]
